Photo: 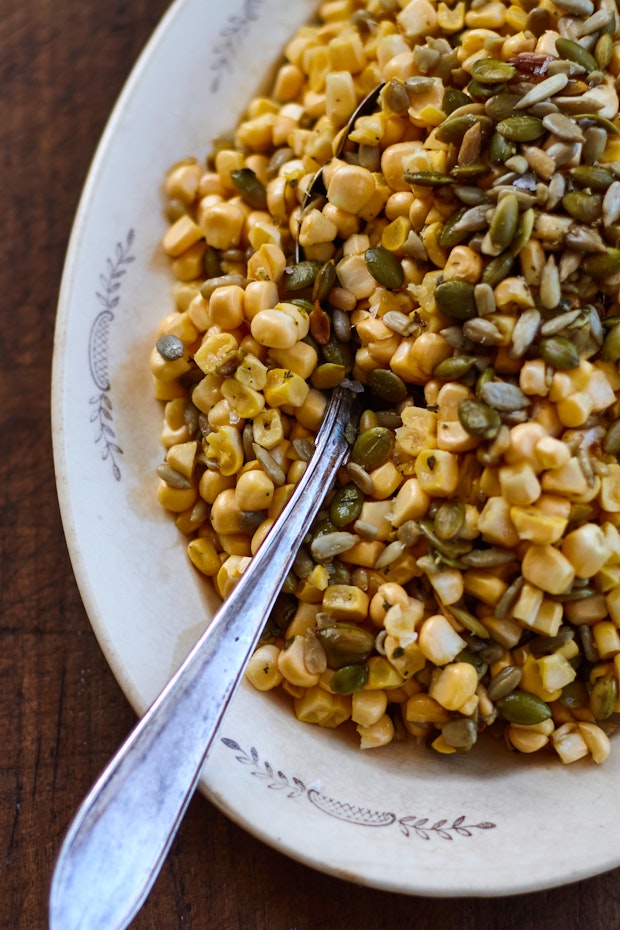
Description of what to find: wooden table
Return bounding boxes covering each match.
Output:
[3,1,620,926]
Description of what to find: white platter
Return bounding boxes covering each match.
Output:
[52,0,620,897]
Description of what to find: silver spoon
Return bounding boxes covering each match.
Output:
[50,85,384,930]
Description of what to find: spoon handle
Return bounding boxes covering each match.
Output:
[49,384,358,930]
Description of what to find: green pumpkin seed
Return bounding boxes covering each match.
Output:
[450,164,489,180]
[446,605,489,638]
[403,170,455,187]
[331,664,369,694]
[496,115,545,142]
[461,547,515,568]
[555,37,598,72]
[482,251,514,286]
[604,420,620,454]
[351,426,395,470]
[311,363,346,389]
[529,628,574,656]
[365,246,404,289]
[471,58,516,84]
[436,114,492,144]
[441,717,478,751]
[438,208,469,248]
[329,483,365,528]
[312,260,337,302]
[570,165,616,191]
[285,260,322,291]
[562,191,603,224]
[539,336,580,369]
[583,248,620,279]
[468,79,503,101]
[489,193,520,253]
[384,78,411,113]
[496,690,552,725]
[603,323,620,363]
[575,113,620,136]
[510,207,535,255]
[443,86,471,115]
[156,334,184,361]
[316,623,375,669]
[486,666,522,702]
[561,680,589,709]
[432,355,475,380]
[433,498,466,540]
[486,93,523,122]
[479,641,506,664]
[590,676,618,720]
[458,397,502,439]
[489,132,517,166]
[230,167,268,209]
[419,521,473,559]
[435,280,477,320]
[203,245,222,279]
[367,368,408,403]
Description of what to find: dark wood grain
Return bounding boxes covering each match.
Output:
[3,1,620,927]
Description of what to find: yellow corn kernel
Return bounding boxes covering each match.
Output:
[414,449,459,496]
[512,582,544,625]
[166,441,198,481]
[210,488,242,535]
[527,598,563,637]
[326,162,376,214]
[427,568,464,606]
[390,332,452,385]
[552,722,590,764]
[163,215,204,257]
[215,554,251,599]
[342,539,384,568]
[294,685,352,728]
[358,500,393,540]
[418,614,467,666]
[506,726,549,754]
[477,496,520,548]
[245,644,283,691]
[221,379,264,419]
[510,506,567,546]
[194,332,239,375]
[278,635,321,688]
[520,358,548,396]
[556,391,594,428]
[335,253,378,299]
[368,461,402,500]
[390,477,431,526]
[156,480,196,513]
[358,714,395,749]
[150,346,192,384]
[243,280,279,321]
[364,656,405,690]
[325,70,357,127]
[579,721,612,764]
[351,690,388,727]
[267,484,295,520]
[521,544,575,596]
[431,734,458,755]
[369,582,411,626]
[498,462,541,506]
[537,654,577,692]
[405,693,450,725]
[252,409,284,450]
[592,621,620,659]
[247,243,287,283]
[264,369,310,408]
[219,532,252,557]
[395,406,437,456]
[562,523,612,579]
[295,388,327,431]
[384,636,426,679]
[430,662,479,711]
[463,570,507,607]
[322,584,369,622]
[518,655,561,703]
[234,470,275,512]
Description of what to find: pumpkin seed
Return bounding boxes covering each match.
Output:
[468,79,502,102]
[446,605,489,638]
[487,666,522,702]
[312,259,337,302]
[230,167,267,209]
[285,260,322,291]
[539,336,581,369]
[488,193,520,253]
[496,115,545,142]
[458,397,501,439]
[590,676,618,720]
[482,251,514,286]
[489,132,517,165]
[156,462,192,489]
[316,623,375,669]
[438,207,469,248]
[432,355,475,380]
[555,37,598,73]
[514,72,569,110]
[384,78,411,113]
[329,483,365,528]
[433,498,465,540]
[472,58,516,84]
[366,368,408,403]
[331,664,369,694]
[461,547,516,568]
[562,191,602,223]
[403,170,455,186]
[496,690,552,725]
[510,207,535,255]
[561,680,589,709]
[485,93,523,122]
[156,334,184,361]
[495,575,524,619]
[604,419,620,454]
[570,164,616,191]
[583,248,620,279]
[479,380,530,411]
[311,363,346,389]
[351,426,395,470]
[441,717,478,751]
[435,280,477,320]
[365,246,404,289]
[442,86,472,114]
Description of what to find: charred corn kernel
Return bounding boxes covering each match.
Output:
[215,554,251,599]
[187,536,222,576]
[351,690,388,728]
[245,644,283,691]
[166,441,197,481]
[521,544,575,596]
[204,425,243,476]
[414,449,459,497]
[565,594,608,625]
[234,470,275,511]
[552,722,590,764]
[562,523,612,579]
[156,481,196,513]
[364,656,405,690]
[430,662,478,711]
[358,714,395,749]
[592,621,620,659]
[294,686,352,727]
[264,369,310,408]
[163,215,204,257]
[498,462,541,506]
[418,614,467,666]
[278,635,321,688]
[322,584,369,622]
[578,722,611,765]
[507,726,549,753]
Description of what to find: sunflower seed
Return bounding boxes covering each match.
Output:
[514,72,569,109]
[511,308,541,357]
[310,532,359,561]
[603,180,620,227]
[565,225,607,252]
[374,540,407,569]
[554,0,593,15]
[559,250,582,280]
[480,380,530,410]
[382,310,419,336]
[540,309,582,335]
[546,140,582,167]
[474,282,496,316]
[523,145,556,180]
[542,111,585,142]
[539,255,562,309]
[547,173,566,211]
[252,443,286,486]
[574,8,612,35]
[463,317,504,345]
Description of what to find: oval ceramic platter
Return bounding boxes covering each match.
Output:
[52,0,620,897]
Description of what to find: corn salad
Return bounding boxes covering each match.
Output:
[151,0,620,764]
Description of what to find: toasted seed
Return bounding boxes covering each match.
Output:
[384,78,411,113]
[604,419,620,454]
[539,336,580,369]
[442,717,478,751]
[496,115,545,142]
[403,170,455,186]
[312,260,337,302]
[590,676,618,720]
[582,126,608,164]
[230,167,267,209]
[351,426,395,470]
[495,575,524,619]
[472,58,516,84]
[603,181,620,227]
[511,308,541,357]
[488,193,520,253]
[515,73,569,110]
[317,623,375,669]
[156,462,192,489]
[542,111,585,143]
[463,317,504,345]
[553,0,593,15]
[433,498,465,540]
[489,131,517,165]
[595,32,614,70]
[435,280,477,320]
[583,248,620,279]
[555,37,598,72]
[487,666,523,702]
[480,380,530,411]
[156,334,185,361]
[564,226,606,252]
[375,540,407,569]
[458,397,501,439]
[482,251,514,286]
[367,368,408,402]
[436,113,492,144]
[402,229,428,261]
[432,355,475,380]
[365,246,404,289]
[497,690,552,725]
[461,547,516,568]
[303,630,327,675]
[562,191,602,224]
[252,443,286,486]
[285,260,321,292]
[310,531,359,561]
[382,310,419,336]
[539,255,561,310]
[442,86,471,114]
[329,483,365,529]
[474,282,496,316]
[331,664,369,694]
[446,605,489,638]
[346,461,376,496]
[540,309,582,336]
[486,93,523,122]
[577,8,612,35]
